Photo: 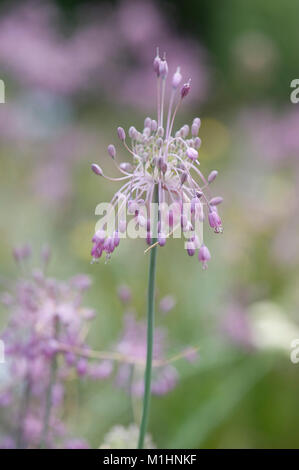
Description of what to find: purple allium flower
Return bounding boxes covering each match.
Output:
[114,313,178,396]
[0,1,209,110]
[0,247,108,449]
[91,51,222,269]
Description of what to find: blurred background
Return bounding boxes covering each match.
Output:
[0,0,299,449]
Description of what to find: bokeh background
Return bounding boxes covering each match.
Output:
[1,0,299,448]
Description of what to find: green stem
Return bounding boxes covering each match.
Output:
[138,185,158,449]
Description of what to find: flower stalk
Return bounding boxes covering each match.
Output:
[138,185,158,449]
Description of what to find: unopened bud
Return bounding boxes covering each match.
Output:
[129,126,137,139]
[117,127,126,141]
[194,137,202,149]
[91,163,103,176]
[158,232,166,246]
[151,119,158,132]
[186,147,198,161]
[120,162,133,172]
[159,59,168,79]
[107,144,116,159]
[208,170,218,183]
[156,137,163,148]
[187,241,195,257]
[180,125,189,138]
[193,117,201,128]
[144,117,151,128]
[153,49,161,76]
[181,79,191,99]
[198,244,211,269]
[191,123,199,137]
[157,126,164,137]
[172,67,182,89]
[209,196,223,206]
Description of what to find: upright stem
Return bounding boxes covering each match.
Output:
[138,185,158,449]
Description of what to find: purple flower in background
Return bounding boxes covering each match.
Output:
[0,1,112,95]
[91,51,222,268]
[112,287,197,397]
[240,107,299,165]
[0,1,209,108]
[0,246,111,449]
[115,314,179,396]
[221,302,253,350]
[114,0,209,109]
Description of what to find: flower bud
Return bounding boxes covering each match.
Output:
[194,137,202,149]
[209,196,223,206]
[191,123,199,137]
[186,241,195,256]
[129,126,137,139]
[186,147,198,161]
[113,231,120,247]
[156,137,163,148]
[107,144,116,159]
[208,170,218,183]
[181,79,191,98]
[159,59,168,79]
[153,50,161,76]
[120,162,133,172]
[151,119,158,132]
[144,117,151,128]
[193,117,201,128]
[198,244,211,269]
[172,67,182,89]
[93,230,106,243]
[208,209,222,230]
[117,127,126,141]
[157,126,164,137]
[181,125,189,138]
[158,232,166,246]
[91,163,103,176]
[118,220,126,233]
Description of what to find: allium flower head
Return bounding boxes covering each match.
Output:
[0,246,108,449]
[91,50,222,268]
